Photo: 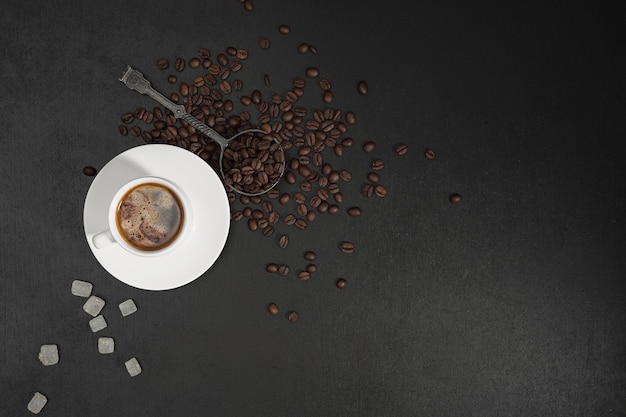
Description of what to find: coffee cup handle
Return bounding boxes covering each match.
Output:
[92,229,116,249]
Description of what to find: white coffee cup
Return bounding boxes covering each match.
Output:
[92,176,191,257]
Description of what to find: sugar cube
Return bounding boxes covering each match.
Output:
[118,299,137,317]
[98,337,115,354]
[27,392,47,414]
[83,295,105,316]
[89,315,107,332]
[71,280,93,297]
[38,344,59,366]
[125,357,142,377]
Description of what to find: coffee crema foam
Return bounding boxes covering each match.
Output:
[116,183,184,251]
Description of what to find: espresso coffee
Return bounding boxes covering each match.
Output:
[116,182,184,251]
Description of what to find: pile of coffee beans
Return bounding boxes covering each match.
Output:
[118,18,420,322]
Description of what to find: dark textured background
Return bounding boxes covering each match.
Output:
[1,1,625,416]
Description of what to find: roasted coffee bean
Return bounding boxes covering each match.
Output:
[198,47,211,58]
[278,24,290,34]
[268,211,280,224]
[361,183,374,197]
[82,166,97,176]
[247,218,258,232]
[347,207,362,217]
[309,45,318,54]
[121,112,134,124]
[374,185,387,197]
[287,311,298,322]
[328,204,339,214]
[174,57,185,72]
[231,211,244,221]
[297,43,309,54]
[449,193,462,204]
[317,201,329,214]
[294,219,307,230]
[306,264,317,273]
[189,57,201,68]
[264,73,271,87]
[129,126,141,137]
[298,270,311,281]
[362,141,376,152]
[279,193,291,205]
[266,263,279,273]
[367,172,380,183]
[278,264,290,276]
[357,80,368,95]
[167,74,177,84]
[268,303,279,315]
[306,211,316,222]
[371,159,384,170]
[322,91,333,103]
[278,234,289,248]
[425,149,436,160]
[156,58,169,69]
[284,214,297,225]
[333,192,344,203]
[340,242,355,254]
[336,278,347,289]
[118,125,128,136]
[395,143,408,155]
[318,78,331,90]
[244,0,253,11]
[262,226,274,237]
[304,251,317,261]
[297,204,308,217]
[259,37,270,49]
[342,137,354,147]
[305,67,319,78]
[340,170,352,182]
[226,46,237,56]
[236,49,248,59]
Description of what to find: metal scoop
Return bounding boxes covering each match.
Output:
[119,65,285,196]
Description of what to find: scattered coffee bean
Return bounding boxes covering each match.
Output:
[297,43,309,54]
[306,264,317,273]
[305,67,320,78]
[425,149,436,160]
[298,271,311,281]
[371,159,384,170]
[449,193,462,204]
[367,172,380,183]
[278,24,290,34]
[304,251,316,261]
[266,263,279,273]
[345,111,356,124]
[395,143,408,155]
[264,73,271,87]
[259,37,270,49]
[340,242,355,254]
[322,90,333,103]
[174,57,185,72]
[347,207,362,217]
[268,303,279,315]
[362,141,376,153]
[336,278,347,289]
[82,166,97,176]
[156,58,169,69]
[243,0,253,11]
[287,311,299,322]
[357,80,368,95]
[188,57,201,68]
[278,264,290,276]
[121,112,134,124]
[278,234,289,248]
[361,183,374,197]
[118,125,128,136]
[247,218,258,232]
[374,185,387,197]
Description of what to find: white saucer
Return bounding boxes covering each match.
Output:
[83,144,230,291]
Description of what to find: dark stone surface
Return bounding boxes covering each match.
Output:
[1,0,625,416]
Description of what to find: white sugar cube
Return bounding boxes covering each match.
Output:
[27,392,47,414]
[71,280,93,297]
[83,295,105,316]
[38,344,59,366]
[118,299,137,317]
[98,337,115,354]
[89,315,107,332]
[125,357,142,377]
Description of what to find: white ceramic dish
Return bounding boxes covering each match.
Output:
[83,144,230,290]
